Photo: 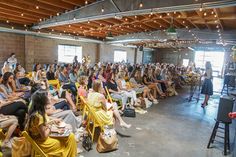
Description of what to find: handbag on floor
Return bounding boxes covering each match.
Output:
[82,133,92,151]
[96,127,118,153]
[123,104,136,117]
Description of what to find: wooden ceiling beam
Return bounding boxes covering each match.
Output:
[0,15,33,25]
[179,11,200,30]
[0,1,55,16]
[0,11,40,22]
[0,4,48,18]
[37,0,75,10]
[19,0,66,13]
[214,8,224,31]
[0,12,38,23]
[61,0,86,6]
[0,7,42,19]
[195,10,211,30]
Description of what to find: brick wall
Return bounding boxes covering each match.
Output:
[0,32,25,67]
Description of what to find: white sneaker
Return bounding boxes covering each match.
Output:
[153,99,159,104]
[144,98,152,108]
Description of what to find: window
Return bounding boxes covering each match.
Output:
[58,45,82,63]
[195,50,224,76]
[114,50,127,63]
[182,59,189,67]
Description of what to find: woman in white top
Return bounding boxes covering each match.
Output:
[201,61,213,107]
[7,53,17,70]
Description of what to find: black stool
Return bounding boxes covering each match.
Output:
[221,75,235,95]
[207,96,235,155]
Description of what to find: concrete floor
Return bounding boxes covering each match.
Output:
[80,78,236,157]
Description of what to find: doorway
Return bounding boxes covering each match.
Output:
[194,50,225,77]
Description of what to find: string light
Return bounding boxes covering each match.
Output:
[24,24,27,27]
[69,25,71,27]
[36,6,39,9]
[57,13,60,16]
[139,2,143,8]
[6,20,9,23]
[85,1,88,5]
[21,13,24,16]
[101,7,104,13]
[11,26,14,29]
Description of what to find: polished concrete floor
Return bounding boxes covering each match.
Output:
[80,78,236,157]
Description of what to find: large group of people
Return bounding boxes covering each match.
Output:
[0,54,213,156]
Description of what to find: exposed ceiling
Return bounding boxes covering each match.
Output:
[0,0,236,48]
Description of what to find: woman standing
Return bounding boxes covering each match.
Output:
[201,61,213,107]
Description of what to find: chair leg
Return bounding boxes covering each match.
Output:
[221,84,225,95]
[207,121,219,148]
[224,123,228,155]
[227,84,229,95]
[91,125,95,142]
[226,124,230,151]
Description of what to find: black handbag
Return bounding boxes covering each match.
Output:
[82,134,92,151]
[123,105,136,117]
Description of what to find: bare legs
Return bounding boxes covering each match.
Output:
[202,94,210,107]
[112,103,131,128]
[65,91,76,111]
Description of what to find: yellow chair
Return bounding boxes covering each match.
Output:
[22,131,48,157]
[104,86,122,110]
[48,79,60,90]
[0,129,6,140]
[25,72,32,79]
[80,96,104,142]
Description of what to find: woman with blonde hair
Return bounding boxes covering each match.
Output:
[88,80,131,128]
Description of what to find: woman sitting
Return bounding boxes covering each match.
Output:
[14,63,31,86]
[143,68,166,98]
[69,65,79,83]
[130,70,158,104]
[26,90,77,156]
[78,76,88,98]
[0,114,18,148]
[107,72,129,111]
[88,80,131,128]
[116,72,140,107]
[46,64,55,80]
[0,72,25,99]
[0,74,27,130]
[32,63,43,82]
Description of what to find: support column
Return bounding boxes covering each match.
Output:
[24,35,35,72]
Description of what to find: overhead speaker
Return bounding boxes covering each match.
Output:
[216,96,235,123]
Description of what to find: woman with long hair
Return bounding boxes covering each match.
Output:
[0,73,28,130]
[201,61,213,107]
[26,90,77,156]
[88,80,131,128]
